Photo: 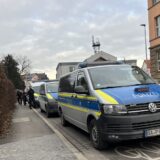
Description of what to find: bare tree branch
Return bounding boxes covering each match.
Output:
[17,56,31,75]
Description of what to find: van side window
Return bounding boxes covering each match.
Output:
[59,72,76,93]
[40,84,45,95]
[77,72,88,90]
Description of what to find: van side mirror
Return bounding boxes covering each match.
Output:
[75,86,89,94]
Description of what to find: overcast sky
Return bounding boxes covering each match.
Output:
[0,0,148,79]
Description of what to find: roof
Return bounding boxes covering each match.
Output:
[21,73,49,81]
[78,61,124,68]
[44,80,59,83]
[56,62,80,70]
[30,81,45,87]
[84,51,117,63]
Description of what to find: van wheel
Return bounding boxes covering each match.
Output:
[45,106,51,118]
[61,112,68,127]
[40,107,43,113]
[90,119,106,150]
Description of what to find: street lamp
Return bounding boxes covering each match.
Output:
[140,24,148,60]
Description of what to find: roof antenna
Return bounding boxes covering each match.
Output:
[92,35,101,54]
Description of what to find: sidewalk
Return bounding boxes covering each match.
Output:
[0,104,77,160]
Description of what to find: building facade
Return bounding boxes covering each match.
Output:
[56,62,80,80]
[142,60,151,75]
[56,51,137,79]
[21,73,49,90]
[148,0,160,81]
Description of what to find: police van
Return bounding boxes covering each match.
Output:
[58,61,160,149]
[31,81,45,107]
[39,80,59,117]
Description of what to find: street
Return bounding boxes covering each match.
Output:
[35,108,160,160]
[1,105,160,160]
[0,0,160,159]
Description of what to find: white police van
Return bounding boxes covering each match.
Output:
[39,80,59,117]
[58,62,160,149]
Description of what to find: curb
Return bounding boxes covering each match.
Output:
[32,108,88,160]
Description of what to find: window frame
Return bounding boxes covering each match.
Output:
[75,71,90,94]
[155,16,160,38]
[153,0,160,5]
[59,71,77,93]
[157,50,160,71]
[39,84,46,95]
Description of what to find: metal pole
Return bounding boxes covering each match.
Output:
[140,24,148,60]
[144,25,148,60]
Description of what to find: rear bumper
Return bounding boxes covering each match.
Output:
[48,101,58,113]
[97,112,160,141]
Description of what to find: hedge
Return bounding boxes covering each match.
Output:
[0,66,16,135]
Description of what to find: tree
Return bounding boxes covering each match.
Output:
[17,55,31,75]
[2,54,25,89]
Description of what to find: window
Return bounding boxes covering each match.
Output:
[46,82,59,93]
[89,66,154,89]
[153,0,160,5]
[39,84,45,95]
[59,72,77,93]
[76,72,88,90]
[32,86,40,93]
[69,66,75,72]
[157,50,160,71]
[156,16,160,37]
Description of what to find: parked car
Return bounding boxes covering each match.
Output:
[39,80,59,117]
[58,61,160,150]
[31,81,45,108]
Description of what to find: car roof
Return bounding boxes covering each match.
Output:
[31,81,45,87]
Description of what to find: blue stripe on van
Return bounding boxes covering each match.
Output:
[58,96,100,111]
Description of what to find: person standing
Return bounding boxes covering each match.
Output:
[22,90,27,106]
[16,90,22,105]
[27,87,35,109]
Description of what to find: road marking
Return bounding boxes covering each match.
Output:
[12,117,30,123]
[33,108,88,160]
[115,144,160,160]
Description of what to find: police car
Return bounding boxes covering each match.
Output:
[31,81,45,107]
[39,80,59,117]
[58,61,160,149]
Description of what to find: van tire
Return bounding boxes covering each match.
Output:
[90,119,106,150]
[45,105,51,118]
[61,112,68,127]
[40,107,43,113]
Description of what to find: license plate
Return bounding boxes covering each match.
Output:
[145,128,160,137]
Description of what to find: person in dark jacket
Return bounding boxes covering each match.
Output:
[16,90,22,105]
[27,87,35,109]
[22,90,27,106]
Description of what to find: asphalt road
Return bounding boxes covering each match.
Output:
[36,108,160,160]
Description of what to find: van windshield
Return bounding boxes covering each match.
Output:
[46,82,58,93]
[89,65,155,89]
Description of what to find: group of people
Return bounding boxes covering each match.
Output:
[16,87,36,109]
